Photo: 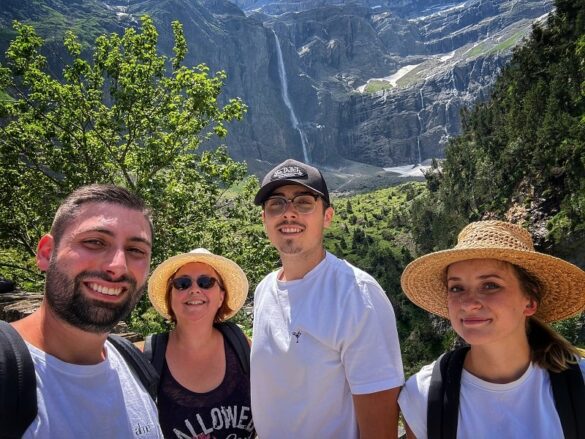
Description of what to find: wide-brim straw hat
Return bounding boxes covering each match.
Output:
[148,248,249,321]
[401,221,585,322]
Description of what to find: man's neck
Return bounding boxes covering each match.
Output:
[12,301,109,365]
[279,247,326,281]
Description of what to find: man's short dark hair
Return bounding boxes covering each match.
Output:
[50,184,153,246]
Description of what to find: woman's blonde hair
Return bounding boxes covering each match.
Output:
[513,264,582,372]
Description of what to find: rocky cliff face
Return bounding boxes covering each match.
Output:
[134,0,313,164]
[230,0,443,17]
[258,0,552,166]
[0,0,554,173]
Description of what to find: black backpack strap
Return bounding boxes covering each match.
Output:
[428,352,447,439]
[143,333,169,378]
[427,346,469,439]
[107,334,159,401]
[549,361,585,439]
[216,321,250,375]
[0,320,37,438]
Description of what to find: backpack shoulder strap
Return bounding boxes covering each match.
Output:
[107,334,159,401]
[0,320,37,438]
[216,321,250,375]
[143,332,169,378]
[549,360,585,439]
[428,352,447,439]
[427,346,469,439]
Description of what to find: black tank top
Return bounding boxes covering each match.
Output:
[157,337,255,439]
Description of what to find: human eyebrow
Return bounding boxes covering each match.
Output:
[78,227,115,237]
[129,236,152,249]
[79,228,152,249]
[447,273,505,283]
[477,273,505,280]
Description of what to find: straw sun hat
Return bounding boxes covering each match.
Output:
[400,221,585,323]
[148,248,249,321]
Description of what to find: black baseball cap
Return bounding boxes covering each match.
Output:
[254,159,330,206]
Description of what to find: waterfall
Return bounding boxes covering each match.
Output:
[416,88,424,164]
[273,30,310,163]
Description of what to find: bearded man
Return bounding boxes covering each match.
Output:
[10,184,163,438]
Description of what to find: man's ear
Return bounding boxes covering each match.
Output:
[36,234,54,272]
[323,206,334,229]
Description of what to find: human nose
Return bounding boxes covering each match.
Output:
[457,291,482,310]
[282,200,298,217]
[103,247,129,279]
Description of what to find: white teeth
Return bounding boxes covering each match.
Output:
[89,283,122,296]
[186,300,205,305]
[281,227,302,233]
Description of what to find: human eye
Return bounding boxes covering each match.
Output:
[266,197,287,214]
[296,195,314,206]
[127,244,150,258]
[128,247,147,255]
[82,239,105,249]
[482,282,501,292]
[266,197,286,208]
[447,284,464,293]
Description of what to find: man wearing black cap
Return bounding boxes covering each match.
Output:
[250,159,404,438]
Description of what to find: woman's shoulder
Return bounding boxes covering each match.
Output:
[399,362,436,439]
[403,362,435,396]
[400,362,435,405]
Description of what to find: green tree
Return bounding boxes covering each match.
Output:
[0,16,278,331]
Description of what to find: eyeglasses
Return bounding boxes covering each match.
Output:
[171,275,224,291]
[264,194,319,217]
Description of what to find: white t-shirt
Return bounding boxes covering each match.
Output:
[251,252,404,439]
[24,340,163,438]
[398,357,585,439]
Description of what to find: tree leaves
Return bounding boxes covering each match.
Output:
[0,16,274,317]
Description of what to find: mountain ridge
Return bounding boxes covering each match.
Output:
[0,0,554,176]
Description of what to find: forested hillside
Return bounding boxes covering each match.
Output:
[408,0,585,255]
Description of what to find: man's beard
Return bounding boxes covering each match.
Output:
[273,220,304,255]
[44,259,145,333]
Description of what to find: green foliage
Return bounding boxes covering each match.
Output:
[553,315,585,347]
[408,0,585,251]
[0,16,277,334]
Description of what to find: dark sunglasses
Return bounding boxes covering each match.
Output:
[171,275,223,291]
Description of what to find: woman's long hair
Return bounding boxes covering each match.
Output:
[514,265,583,372]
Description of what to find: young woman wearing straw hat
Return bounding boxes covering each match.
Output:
[146,249,254,438]
[398,221,585,439]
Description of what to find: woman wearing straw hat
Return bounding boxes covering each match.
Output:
[398,221,585,439]
[146,248,254,438]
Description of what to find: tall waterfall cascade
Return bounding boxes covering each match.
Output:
[273,30,310,163]
[416,88,424,165]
